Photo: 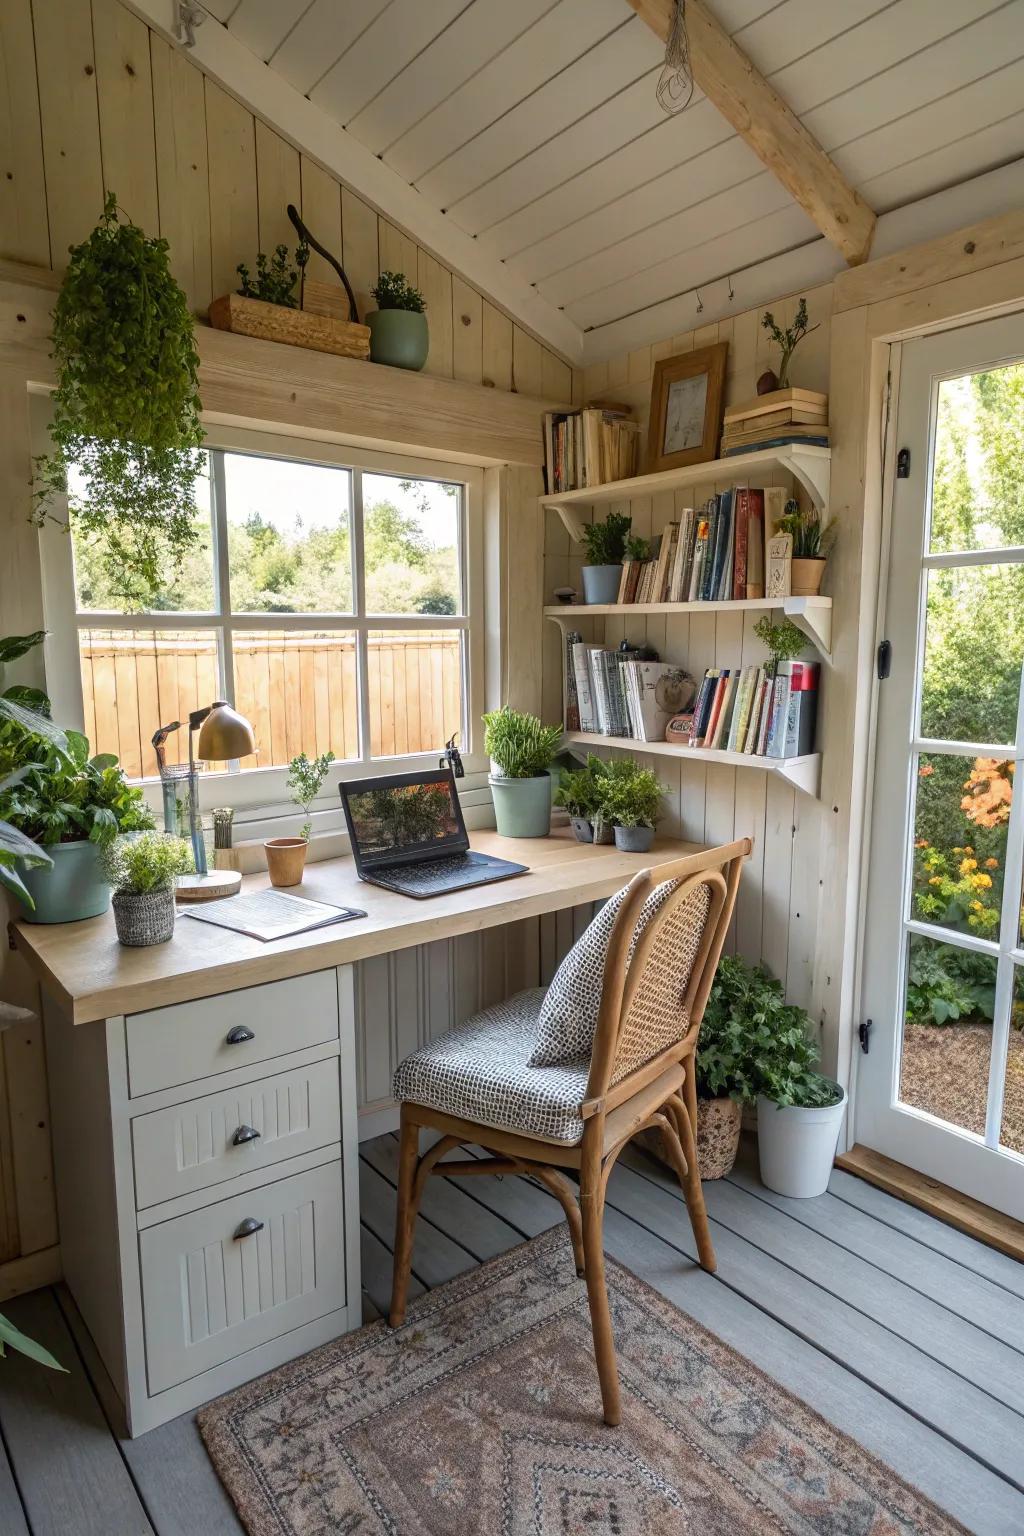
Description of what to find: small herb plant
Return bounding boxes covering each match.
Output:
[581,511,631,567]
[698,954,839,1108]
[554,756,606,818]
[594,758,664,829]
[236,241,309,308]
[778,499,834,560]
[753,615,806,668]
[286,751,336,840]
[33,193,205,609]
[0,727,153,848]
[624,534,650,561]
[101,831,193,894]
[483,708,562,779]
[761,296,819,389]
[370,271,426,314]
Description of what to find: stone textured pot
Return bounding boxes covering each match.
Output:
[581,564,622,605]
[569,814,594,843]
[791,556,826,596]
[367,309,429,371]
[613,823,655,853]
[640,1096,742,1180]
[757,1080,847,1198]
[489,773,551,838]
[265,837,308,888]
[112,887,176,947]
[592,815,614,845]
[20,839,110,924]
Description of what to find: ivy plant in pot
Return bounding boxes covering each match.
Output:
[101,832,194,947]
[367,270,428,371]
[483,707,562,838]
[580,511,632,605]
[267,750,336,887]
[777,499,835,597]
[595,758,663,852]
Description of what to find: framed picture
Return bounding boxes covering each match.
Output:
[647,342,728,472]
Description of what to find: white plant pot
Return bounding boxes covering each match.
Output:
[756,1081,847,1198]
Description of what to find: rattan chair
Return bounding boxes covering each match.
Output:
[389,838,750,1426]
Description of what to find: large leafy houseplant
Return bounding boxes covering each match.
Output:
[1,729,153,849]
[0,631,64,909]
[698,954,836,1108]
[33,192,205,608]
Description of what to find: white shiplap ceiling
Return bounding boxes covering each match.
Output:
[208,0,1024,355]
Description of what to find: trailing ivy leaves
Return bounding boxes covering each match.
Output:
[33,193,205,609]
[698,954,838,1108]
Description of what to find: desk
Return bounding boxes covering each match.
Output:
[13,829,704,1434]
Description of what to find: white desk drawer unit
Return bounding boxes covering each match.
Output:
[125,968,339,1097]
[131,1057,342,1209]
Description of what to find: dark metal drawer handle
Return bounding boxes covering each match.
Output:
[225,1025,255,1045]
[232,1124,261,1146]
[233,1217,264,1240]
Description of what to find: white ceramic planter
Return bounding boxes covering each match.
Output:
[756,1080,847,1198]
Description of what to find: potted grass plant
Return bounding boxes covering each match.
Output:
[266,750,336,887]
[483,707,562,838]
[101,831,193,947]
[367,271,429,371]
[580,511,632,604]
[594,758,663,852]
[777,499,835,596]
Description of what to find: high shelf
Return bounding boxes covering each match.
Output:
[560,731,821,798]
[545,594,832,656]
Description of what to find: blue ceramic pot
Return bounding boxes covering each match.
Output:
[20,839,110,924]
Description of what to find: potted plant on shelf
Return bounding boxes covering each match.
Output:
[101,832,193,947]
[267,750,336,888]
[580,511,632,605]
[595,758,663,852]
[483,707,562,838]
[554,757,606,843]
[759,296,819,392]
[777,499,835,596]
[366,270,429,371]
[209,240,370,362]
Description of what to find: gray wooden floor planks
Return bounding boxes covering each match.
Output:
[0,1133,1022,1536]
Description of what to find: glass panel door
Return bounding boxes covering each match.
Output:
[855,311,1024,1220]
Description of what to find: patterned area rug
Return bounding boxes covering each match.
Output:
[199,1228,964,1535]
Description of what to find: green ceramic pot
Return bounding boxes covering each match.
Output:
[489,772,552,838]
[20,839,110,924]
[367,309,429,371]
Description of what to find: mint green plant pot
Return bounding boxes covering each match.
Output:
[20,839,110,924]
[367,309,429,371]
[489,772,552,838]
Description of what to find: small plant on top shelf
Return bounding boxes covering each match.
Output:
[367,271,429,371]
[761,296,819,389]
[778,498,834,596]
[370,271,426,313]
[754,615,806,669]
[624,533,650,561]
[236,241,310,309]
[580,511,632,604]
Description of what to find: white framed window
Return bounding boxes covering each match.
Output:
[37,421,487,825]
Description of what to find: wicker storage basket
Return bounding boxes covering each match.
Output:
[208,293,370,360]
[639,1095,742,1181]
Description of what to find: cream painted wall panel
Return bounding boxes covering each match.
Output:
[513,328,544,399]
[270,0,392,96]
[417,249,454,379]
[378,219,418,285]
[299,156,344,287]
[33,0,104,265]
[0,0,49,265]
[151,34,213,314]
[452,277,483,385]
[255,119,301,257]
[93,0,158,234]
[341,187,379,324]
[205,78,259,302]
[482,302,513,391]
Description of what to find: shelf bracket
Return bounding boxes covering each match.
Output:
[776,755,822,798]
[782,597,832,657]
[541,501,587,544]
[779,449,830,512]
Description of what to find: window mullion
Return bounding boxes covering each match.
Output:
[210,449,235,706]
[352,467,371,764]
[982,658,1024,1146]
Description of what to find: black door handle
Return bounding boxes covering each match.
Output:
[232,1124,261,1146]
[225,1025,255,1045]
[233,1217,264,1240]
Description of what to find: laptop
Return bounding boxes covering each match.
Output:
[339,768,528,899]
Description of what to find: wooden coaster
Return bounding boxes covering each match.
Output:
[175,870,243,902]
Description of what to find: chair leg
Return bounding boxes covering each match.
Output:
[531,1166,586,1276]
[676,1072,717,1274]
[389,1111,420,1327]
[579,1157,622,1427]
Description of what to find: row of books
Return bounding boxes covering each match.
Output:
[683,661,819,758]
[615,486,785,606]
[543,405,640,493]
[568,642,693,743]
[721,386,829,457]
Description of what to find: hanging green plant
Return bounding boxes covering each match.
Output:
[32,192,205,608]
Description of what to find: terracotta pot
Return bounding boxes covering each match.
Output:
[791,557,826,597]
[639,1096,742,1180]
[264,837,308,888]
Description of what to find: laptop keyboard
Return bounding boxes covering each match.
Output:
[380,853,500,894]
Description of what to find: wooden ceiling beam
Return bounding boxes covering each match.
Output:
[625,0,876,266]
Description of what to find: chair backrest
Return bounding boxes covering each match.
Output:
[584,839,749,1109]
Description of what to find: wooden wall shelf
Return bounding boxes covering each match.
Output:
[545,594,832,656]
[561,731,821,797]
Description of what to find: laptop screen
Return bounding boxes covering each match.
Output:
[342,772,466,869]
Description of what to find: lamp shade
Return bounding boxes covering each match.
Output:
[196,701,256,762]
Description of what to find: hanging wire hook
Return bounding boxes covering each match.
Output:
[656,0,695,115]
[695,289,704,314]
[727,274,735,301]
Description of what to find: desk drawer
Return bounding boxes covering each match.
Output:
[132,1058,340,1210]
[139,1159,345,1395]
[126,970,338,1097]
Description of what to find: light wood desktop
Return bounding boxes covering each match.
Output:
[11,826,706,1435]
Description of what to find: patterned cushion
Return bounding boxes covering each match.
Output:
[392,988,590,1144]
[527,880,680,1067]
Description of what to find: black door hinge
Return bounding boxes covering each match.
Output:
[877,640,892,680]
[858,1019,873,1054]
[896,447,910,478]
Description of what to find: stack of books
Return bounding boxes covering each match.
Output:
[616,486,784,605]
[721,388,829,456]
[679,660,819,758]
[543,404,639,493]
[571,641,693,743]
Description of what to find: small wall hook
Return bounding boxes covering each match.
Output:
[727,274,735,301]
[695,289,704,314]
[175,1,205,49]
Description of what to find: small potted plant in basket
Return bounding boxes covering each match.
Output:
[483,707,562,838]
[266,750,336,888]
[580,511,632,605]
[101,831,193,947]
[777,499,834,596]
[367,270,429,371]
[595,758,663,853]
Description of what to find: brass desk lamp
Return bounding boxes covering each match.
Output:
[152,701,256,900]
